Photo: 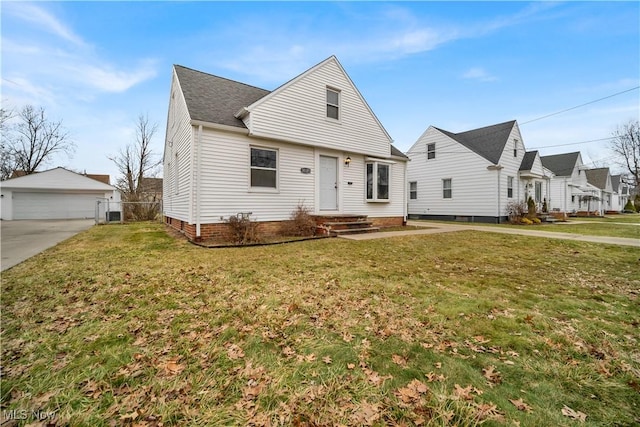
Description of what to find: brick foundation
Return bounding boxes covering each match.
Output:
[370,216,405,228]
[164,215,405,242]
[164,216,294,242]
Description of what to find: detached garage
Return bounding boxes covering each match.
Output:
[1,167,120,220]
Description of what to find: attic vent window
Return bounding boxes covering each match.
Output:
[513,139,518,157]
[326,88,340,120]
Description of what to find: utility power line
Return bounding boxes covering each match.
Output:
[520,86,640,125]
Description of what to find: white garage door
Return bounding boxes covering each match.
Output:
[13,192,100,220]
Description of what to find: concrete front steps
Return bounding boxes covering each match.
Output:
[312,214,380,237]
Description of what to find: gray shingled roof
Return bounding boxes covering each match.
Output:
[390,145,409,159]
[434,120,517,164]
[174,65,270,128]
[540,152,580,177]
[585,168,610,190]
[611,175,621,192]
[519,151,538,171]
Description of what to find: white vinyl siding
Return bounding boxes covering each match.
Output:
[196,129,315,223]
[244,58,391,158]
[163,71,192,222]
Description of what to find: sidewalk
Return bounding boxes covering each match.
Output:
[337,221,640,247]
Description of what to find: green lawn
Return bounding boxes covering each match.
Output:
[2,223,639,426]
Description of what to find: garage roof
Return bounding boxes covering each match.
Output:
[1,167,117,191]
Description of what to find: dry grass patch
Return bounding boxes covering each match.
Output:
[1,222,639,426]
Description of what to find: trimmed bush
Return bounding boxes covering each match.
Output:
[527,196,536,218]
[283,204,317,237]
[506,200,528,224]
[520,217,533,225]
[224,214,262,244]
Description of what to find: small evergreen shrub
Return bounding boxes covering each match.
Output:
[624,200,636,212]
[542,198,549,213]
[527,196,536,218]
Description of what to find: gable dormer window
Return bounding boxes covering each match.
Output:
[326,88,340,120]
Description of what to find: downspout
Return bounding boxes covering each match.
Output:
[497,168,501,223]
[196,125,203,238]
[403,162,407,224]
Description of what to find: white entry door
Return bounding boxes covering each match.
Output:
[319,156,338,211]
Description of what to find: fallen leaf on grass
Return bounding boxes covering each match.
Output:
[562,405,587,422]
[347,363,356,370]
[392,354,408,367]
[453,384,483,401]
[482,365,502,385]
[473,402,504,421]
[509,398,532,412]
[350,401,381,426]
[164,357,185,375]
[397,378,429,400]
[322,356,332,364]
[226,344,245,360]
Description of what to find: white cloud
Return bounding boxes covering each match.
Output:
[2,4,158,103]
[3,2,87,47]
[210,3,558,85]
[462,67,498,82]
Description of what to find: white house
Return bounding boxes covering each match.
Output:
[406,120,551,223]
[585,168,614,214]
[162,56,408,241]
[540,152,597,214]
[0,167,120,220]
[611,175,631,212]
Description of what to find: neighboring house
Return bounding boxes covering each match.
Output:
[585,168,614,214]
[406,120,551,223]
[163,56,408,240]
[611,175,631,212]
[540,152,597,214]
[0,167,120,220]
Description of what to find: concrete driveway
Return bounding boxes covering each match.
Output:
[1,219,94,271]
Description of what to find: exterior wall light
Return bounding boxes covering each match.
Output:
[344,156,351,167]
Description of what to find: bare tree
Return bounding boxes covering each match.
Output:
[2,105,74,177]
[609,119,640,188]
[0,107,15,180]
[109,114,161,220]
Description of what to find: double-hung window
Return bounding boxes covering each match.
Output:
[326,88,340,120]
[507,176,513,198]
[427,143,436,160]
[366,162,390,202]
[442,178,452,199]
[409,181,417,200]
[535,182,542,203]
[250,147,277,189]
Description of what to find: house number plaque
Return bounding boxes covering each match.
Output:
[300,168,311,174]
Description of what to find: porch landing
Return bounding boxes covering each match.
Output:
[312,214,380,237]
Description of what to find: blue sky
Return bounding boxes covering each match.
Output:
[2,1,638,181]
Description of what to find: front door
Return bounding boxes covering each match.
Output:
[319,155,338,211]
